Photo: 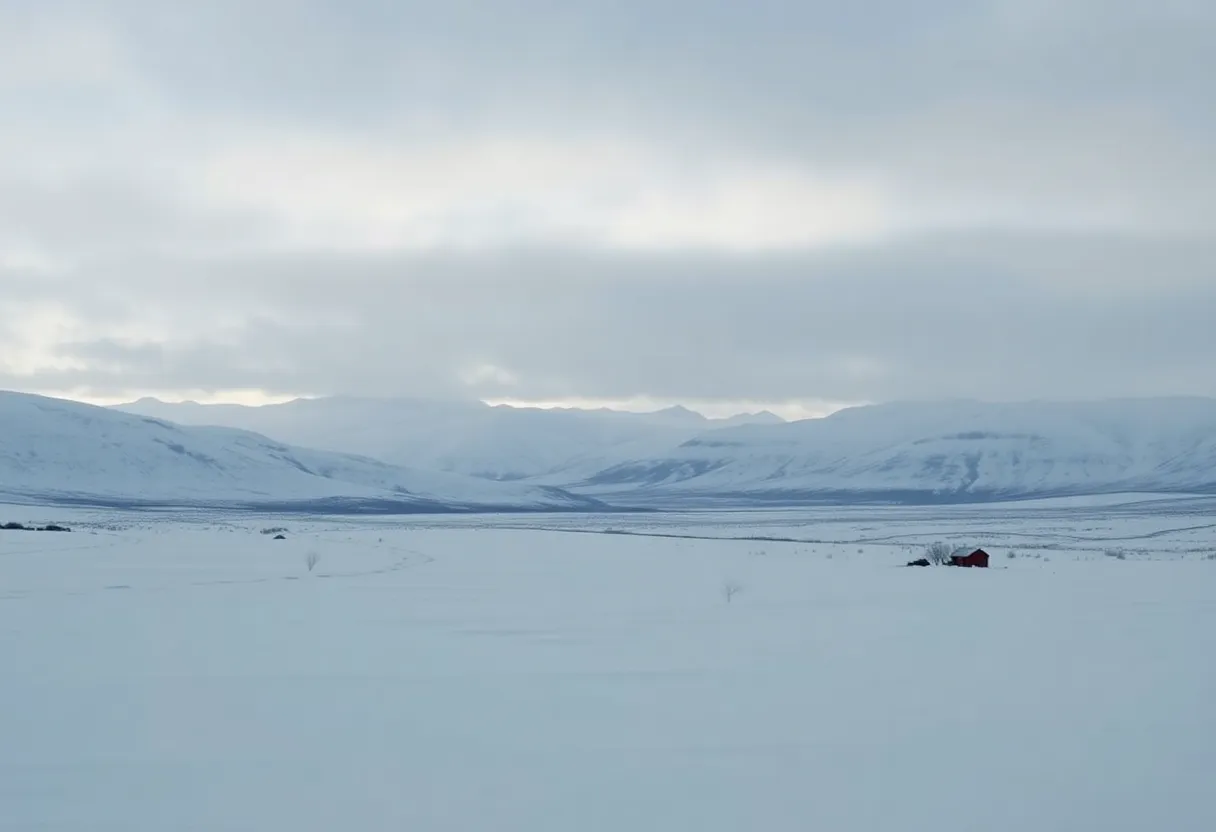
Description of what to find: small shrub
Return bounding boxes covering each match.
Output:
[1007,550,1018,559]
[925,541,953,565]
[1105,548,1127,560]
[723,581,743,603]
[261,527,289,535]
[306,551,320,572]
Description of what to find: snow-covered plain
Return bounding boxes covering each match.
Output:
[2,496,1214,831]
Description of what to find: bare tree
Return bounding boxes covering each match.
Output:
[723,581,743,603]
[925,541,953,565]
[306,551,320,572]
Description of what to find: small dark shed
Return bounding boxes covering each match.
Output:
[950,548,990,568]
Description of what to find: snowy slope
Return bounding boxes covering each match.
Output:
[115,396,782,480]
[107,395,1216,504]
[0,392,599,511]
[564,398,1216,502]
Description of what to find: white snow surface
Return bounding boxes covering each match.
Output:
[0,391,593,510]
[1,496,1214,831]
[566,397,1216,501]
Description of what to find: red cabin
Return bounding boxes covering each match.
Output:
[949,548,990,568]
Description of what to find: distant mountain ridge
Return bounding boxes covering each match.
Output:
[557,398,1216,504]
[0,392,600,512]
[110,394,1216,505]
[115,396,784,481]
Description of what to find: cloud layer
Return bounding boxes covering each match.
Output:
[3,0,1214,409]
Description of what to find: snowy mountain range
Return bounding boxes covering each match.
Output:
[0,392,600,512]
[558,398,1216,504]
[119,395,1216,505]
[115,396,783,481]
[9,391,1214,510]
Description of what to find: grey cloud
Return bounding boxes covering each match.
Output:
[3,1,1214,406]
[6,0,1209,240]
[82,1,1212,119]
[0,177,270,260]
[20,1,1214,148]
[7,232,1215,403]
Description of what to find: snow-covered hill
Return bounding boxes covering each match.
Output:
[0,392,600,512]
[104,395,1216,505]
[562,398,1216,503]
[114,396,783,480]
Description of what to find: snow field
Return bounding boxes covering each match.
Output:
[1,504,1214,831]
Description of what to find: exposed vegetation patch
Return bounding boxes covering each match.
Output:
[1,522,72,532]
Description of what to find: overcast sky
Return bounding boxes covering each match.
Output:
[2,0,1214,416]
